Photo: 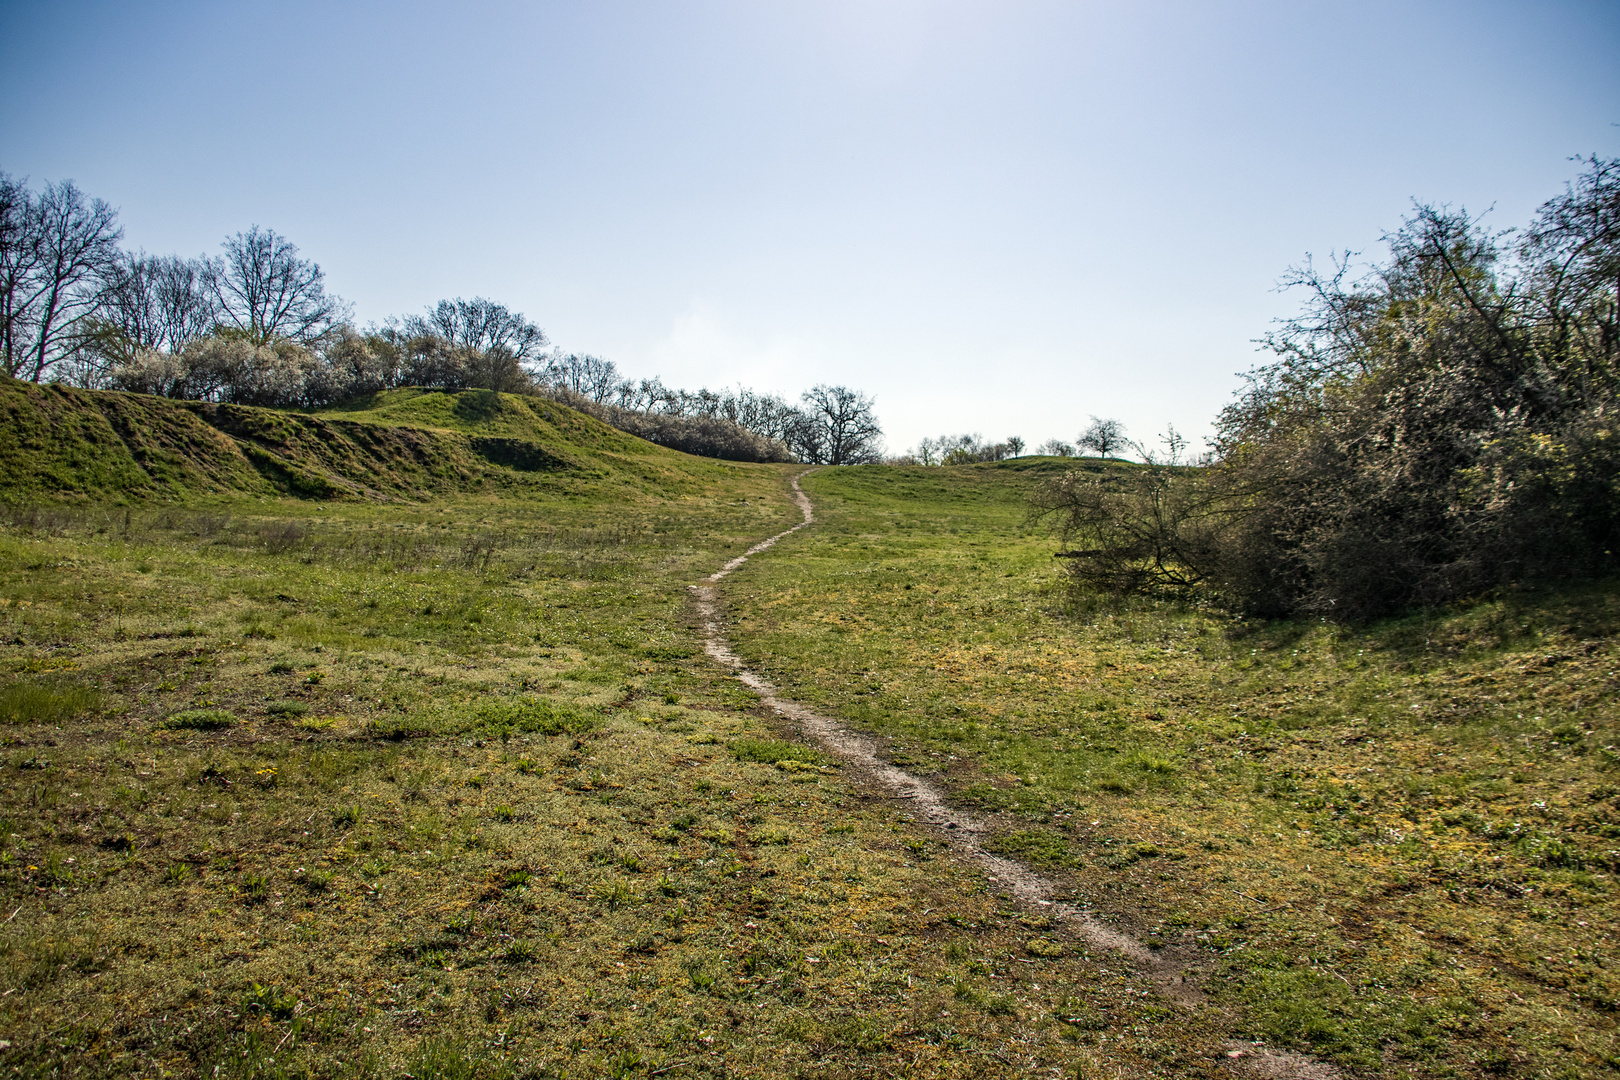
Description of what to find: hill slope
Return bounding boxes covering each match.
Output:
[0,381,753,502]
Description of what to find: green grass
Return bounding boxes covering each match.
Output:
[12,377,1613,1077]
[729,737,829,767]
[0,678,99,724]
[0,379,789,504]
[722,461,1620,1078]
[161,707,236,730]
[0,421,1250,1077]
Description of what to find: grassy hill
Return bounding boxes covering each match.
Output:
[0,381,752,503]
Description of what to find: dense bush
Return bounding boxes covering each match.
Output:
[1036,158,1620,619]
[542,386,797,463]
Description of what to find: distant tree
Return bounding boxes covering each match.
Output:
[1037,438,1075,457]
[935,433,1015,465]
[537,351,621,402]
[309,328,401,403]
[785,410,826,464]
[0,175,123,381]
[212,225,348,346]
[1077,416,1126,458]
[910,433,1011,465]
[80,252,218,375]
[612,376,673,413]
[723,387,808,446]
[1005,436,1025,457]
[405,297,548,367]
[800,384,882,464]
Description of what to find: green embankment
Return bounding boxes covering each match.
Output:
[0,380,737,503]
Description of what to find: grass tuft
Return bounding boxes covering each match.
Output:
[475,696,600,736]
[729,738,828,767]
[161,708,235,731]
[0,680,99,725]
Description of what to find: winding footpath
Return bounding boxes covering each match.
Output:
[690,470,1339,1080]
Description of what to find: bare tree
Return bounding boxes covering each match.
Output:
[1078,416,1127,458]
[1037,438,1075,457]
[0,175,123,381]
[800,384,882,464]
[1519,154,1620,382]
[1005,435,1025,457]
[911,433,1013,465]
[212,225,347,345]
[405,297,548,366]
[0,173,33,378]
[537,351,622,402]
[82,252,218,373]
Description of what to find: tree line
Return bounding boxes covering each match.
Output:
[1033,156,1620,619]
[896,417,1127,465]
[0,170,883,465]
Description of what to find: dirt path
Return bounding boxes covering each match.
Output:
[690,470,1340,1080]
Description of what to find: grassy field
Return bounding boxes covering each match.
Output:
[0,388,1245,1079]
[3,382,1617,1078]
[723,463,1620,1079]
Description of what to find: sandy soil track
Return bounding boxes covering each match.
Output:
[690,469,1339,1080]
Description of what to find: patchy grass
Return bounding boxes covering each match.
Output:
[0,458,1241,1078]
[724,461,1620,1079]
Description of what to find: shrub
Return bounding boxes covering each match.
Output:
[1035,158,1620,620]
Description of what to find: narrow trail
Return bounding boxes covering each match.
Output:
[690,470,1340,1080]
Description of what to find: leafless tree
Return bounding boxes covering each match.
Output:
[1077,416,1127,458]
[1005,436,1025,457]
[1518,154,1620,384]
[0,173,30,377]
[212,225,348,345]
[0,175,123,381]
[800,384,882,464]
[536,351,622,402]
[404,297,548,367]
[724,388,804,443]
[911,433,1013,465]
[1036,438,1075,457]
[82,252,219,374]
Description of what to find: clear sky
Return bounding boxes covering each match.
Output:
[3,1,1617,456]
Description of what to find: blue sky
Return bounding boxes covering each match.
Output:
[3,0,1616,455]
